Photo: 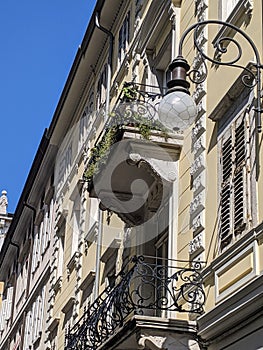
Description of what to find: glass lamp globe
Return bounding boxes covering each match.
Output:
[158,90,197,131]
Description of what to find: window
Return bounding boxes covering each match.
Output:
[49,327,58,350]
[221,0,239,20]
[84,198,99,251]
[79,90,95,151]
[24,312,30,349]
[23,286,46,349]
[219,111,250,250]
[88,198,98,232]
[15,261,27,309]
[146,30,172,96]
[96,64,107,108]
[79,271,95,310]
[79,111,88,151]
[140,199,169,318]
[11,330,22,350]
[71,196,80,256]
[57,223,65,279]
[41,203,53,254]
[155,230,168,318]
[0,286,14,332]
[32,200,53,271]
[57,142,73,192]
[31,230,40,273]
[118,11,130,66]
[86,91,94,115]
[48,199,54,243]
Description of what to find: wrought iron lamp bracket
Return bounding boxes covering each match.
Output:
[168,20,263,132]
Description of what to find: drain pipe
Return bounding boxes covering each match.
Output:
[94,12,114,298]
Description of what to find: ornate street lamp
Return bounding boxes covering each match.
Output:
[158,20,263,132]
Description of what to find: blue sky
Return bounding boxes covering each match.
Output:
[0,1,97,213]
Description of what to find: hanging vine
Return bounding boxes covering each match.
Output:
[83,83,169,188]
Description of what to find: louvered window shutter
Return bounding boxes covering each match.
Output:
[220,134,232,249]
[48,199,54,242]
[0,300,7,330]
[219,112,249,250]
[6,286,14,320]
[234,118,247,234]
[39,286,46,333]
[31,236,37,272]
[0,313,3,331]
[24,313,30,350]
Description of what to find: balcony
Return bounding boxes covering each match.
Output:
[65,255,205,350]
[83,83,183,226]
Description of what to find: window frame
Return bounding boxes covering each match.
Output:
[218,106,252,251]
[117,11,130,67]
[220,0,240,21]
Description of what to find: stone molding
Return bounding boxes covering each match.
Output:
[189,232,205,255]
[189,0,208,261]
[138,335,167,350]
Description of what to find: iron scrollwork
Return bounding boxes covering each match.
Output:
[175,20,263,131]
[65,255,206,350]
[83,83,169,192]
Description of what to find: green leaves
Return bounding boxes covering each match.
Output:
[84,83,169,186]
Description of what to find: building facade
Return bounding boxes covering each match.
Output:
[0,0,262,349]
[0,190,12,251]
[0,133,56,349]
[0,190,12,318]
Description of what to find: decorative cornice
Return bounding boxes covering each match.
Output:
[47,317,60,333]
[128,153,177,182]
[69,179,84,200]
[79,270,96,291]
[100,238,121,263]
[198,276,263,343]
[213,0,254,46]
[52,276,63,294]
[55,209,68,230]
[202,224,263,280]
[44,185,54,205]
[35,208,44,226]
[67,251,81,275]
[61,296,76,314]
[84,221,98,248]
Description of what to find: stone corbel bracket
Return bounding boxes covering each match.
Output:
[138,335,167,350]
[129,153,177,182]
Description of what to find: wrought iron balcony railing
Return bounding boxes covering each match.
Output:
[65,255,205,350]
[83,82,169,191]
